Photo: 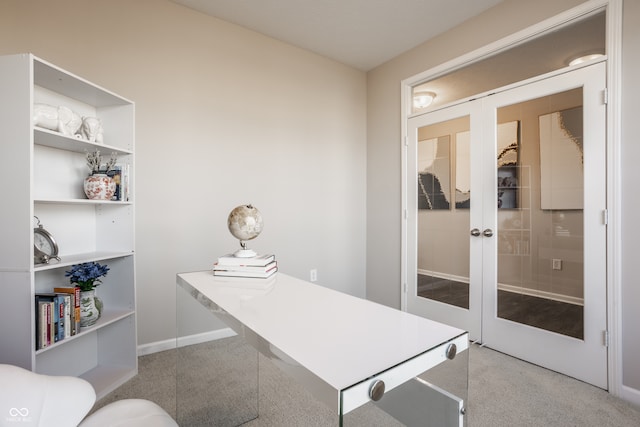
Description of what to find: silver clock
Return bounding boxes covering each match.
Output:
[34,216,61,265]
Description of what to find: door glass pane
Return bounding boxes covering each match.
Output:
[496,88,584,339]
[417,116,470,309]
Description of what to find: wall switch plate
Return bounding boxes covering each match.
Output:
[552,259,563,270]
[310,269,318,282]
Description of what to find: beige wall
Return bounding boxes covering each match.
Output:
[366,0,640,399]
[0,0,367,346]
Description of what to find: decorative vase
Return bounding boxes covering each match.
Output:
[79,289,101,327]
[83,173,115,200]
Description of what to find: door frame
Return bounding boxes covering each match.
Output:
[400,0,622,396]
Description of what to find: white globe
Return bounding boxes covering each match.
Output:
[227,204,263,243]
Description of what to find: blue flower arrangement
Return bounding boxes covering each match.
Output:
[65,262,110,292]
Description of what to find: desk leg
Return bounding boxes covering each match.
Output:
[176,284,259,426]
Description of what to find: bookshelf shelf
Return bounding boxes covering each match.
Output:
[35,309,135,355]
[34,127,133,155]
[35,198,133,205]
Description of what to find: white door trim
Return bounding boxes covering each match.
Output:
[400,0,622,396]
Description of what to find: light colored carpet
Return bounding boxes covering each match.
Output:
[93,337,640,426]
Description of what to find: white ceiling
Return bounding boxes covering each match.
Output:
[171,0,505,71]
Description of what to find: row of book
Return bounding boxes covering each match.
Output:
[35,287,81,350]
[213,253,277,279]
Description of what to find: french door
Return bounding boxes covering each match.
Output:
[404,62,608,388]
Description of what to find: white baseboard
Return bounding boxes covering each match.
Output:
[137,328,237,356]
[498,283,584,306]
[417,269,469,284]
[620,384,640,408]
[416,270,583,306]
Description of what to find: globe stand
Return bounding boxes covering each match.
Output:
[234,241,257,258]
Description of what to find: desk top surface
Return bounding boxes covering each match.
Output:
[177,271,465,392]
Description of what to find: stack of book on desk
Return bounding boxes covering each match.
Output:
[213,253,277,278]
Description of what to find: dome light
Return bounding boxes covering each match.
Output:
[568,53,604,66]
[413,91,436,109]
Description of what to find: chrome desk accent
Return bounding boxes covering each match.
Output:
[446,343,458,360]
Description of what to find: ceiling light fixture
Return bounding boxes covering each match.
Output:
[413,91,436,109]
[568,53,605,66]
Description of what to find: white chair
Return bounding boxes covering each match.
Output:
[0,364,177,427]
[79,399,177,427]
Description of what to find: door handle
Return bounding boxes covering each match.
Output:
[471,228,493,237]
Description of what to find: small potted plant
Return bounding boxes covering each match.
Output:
[83,150,118,200]
[65,261,109,327]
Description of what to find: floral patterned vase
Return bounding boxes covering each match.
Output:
[83,173,115,200]
[80,289,101,327]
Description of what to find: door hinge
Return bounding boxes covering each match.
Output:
[603,88,608,105]
[603,330,609,347]
[603,209,608,225]
[404,209,408,219]
[404,135,408,146]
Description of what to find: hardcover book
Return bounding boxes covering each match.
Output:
[56,294,72,338]
[213,267,278,279]
[213,260,277,273]
[55,294,65,341]
[107,165,122,201]
[216,253,275,267]
[35,294,58,347]
[36,302,49,350]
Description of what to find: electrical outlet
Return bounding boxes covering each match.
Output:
[310,269,318,282]
[552,259,563,270]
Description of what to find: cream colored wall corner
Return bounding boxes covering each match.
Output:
[0,0,367,347]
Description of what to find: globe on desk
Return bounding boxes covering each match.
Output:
[227,204,264,258]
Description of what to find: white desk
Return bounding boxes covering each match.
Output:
[177,271,468,426]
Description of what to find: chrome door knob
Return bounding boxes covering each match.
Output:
[483,228,494,237]
[470,228,481,237]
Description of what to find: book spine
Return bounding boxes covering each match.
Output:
[107,166,122,201]
[37,302,47,349]
[47,302,53,347]
[54,296,62,342]
[63,295,71,338]
[122,164,130,201]
[35,299,41,350]
[213,267,278,278]
[216,254,275,267]
[69,293,76,335]
[74,287,81,333]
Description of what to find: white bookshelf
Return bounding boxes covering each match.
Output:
[0,53,137,398]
